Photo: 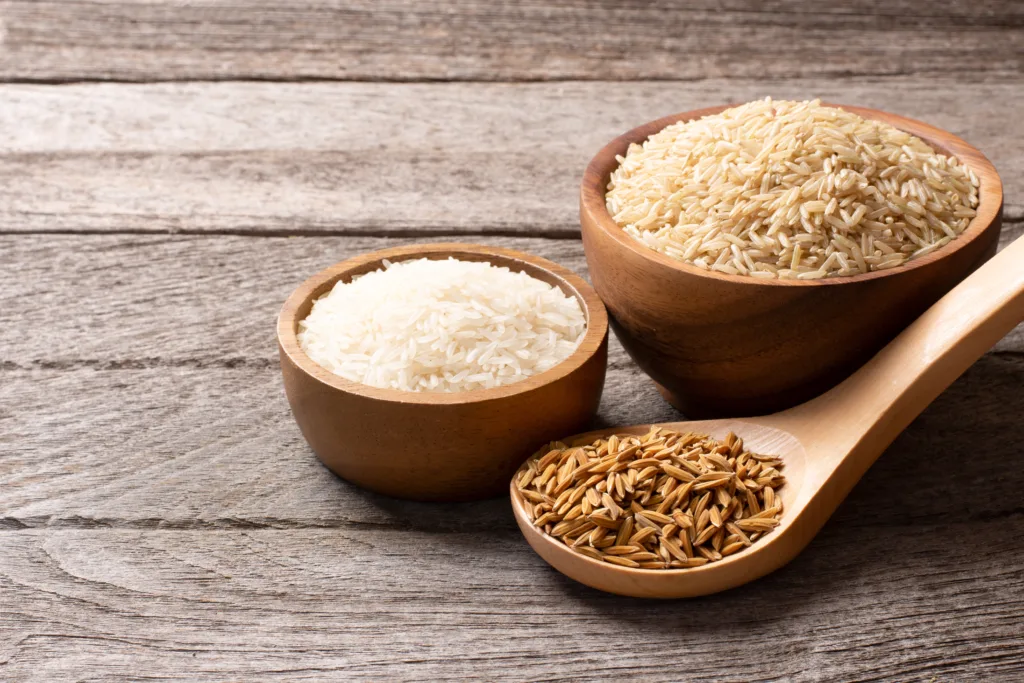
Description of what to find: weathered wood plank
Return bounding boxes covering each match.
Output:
[0,4,1019,677]
[1,523,1022,681]
[1,233,1020,523]
[1,233,1020,366]
[0,359,678,527]
[2,352,1022,527]
[1,80,1022,234]
[0,236,587,362]
[0,0,1020,82]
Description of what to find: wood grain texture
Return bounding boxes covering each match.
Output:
[0,236,592,362]
[2,8,1023,672]
[0,0,1021,82]
[1,79,1023,235]
[0,357,675,527]
[1,233,1020,365]
[2,519,1023,681]
[2,349,1022,528]
[3,355,1023,678]
[1,232,1020,524]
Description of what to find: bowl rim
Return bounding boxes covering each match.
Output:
[277,242,609,405]
[581,102,1004,287]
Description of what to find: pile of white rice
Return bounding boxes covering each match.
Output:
[606,98,980,279]
[297,257,587,392]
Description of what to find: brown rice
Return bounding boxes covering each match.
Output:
[605,99,980,279]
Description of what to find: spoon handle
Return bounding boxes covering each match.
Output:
[775,235,1024,463]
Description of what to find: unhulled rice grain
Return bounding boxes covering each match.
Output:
[605,98,980,279]
[297,257,586,392]
[515,427,785,569]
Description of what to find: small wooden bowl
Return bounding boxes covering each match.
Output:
[580,104,1003,417]
[278,243,609,501]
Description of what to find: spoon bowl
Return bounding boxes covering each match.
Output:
[512,236,1024,597]
[513,420,808,597]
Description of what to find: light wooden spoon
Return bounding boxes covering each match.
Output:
[511,235,1024,598]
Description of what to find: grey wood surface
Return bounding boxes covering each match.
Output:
[2,2,1023,681]
[1,1,1021,82]
[2,79,1023,235]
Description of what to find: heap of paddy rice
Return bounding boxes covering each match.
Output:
[515,427,785,569]
[606,98,980,279]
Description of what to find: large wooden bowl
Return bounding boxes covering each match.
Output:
[278,243,609,501]
[580,104,1003,417]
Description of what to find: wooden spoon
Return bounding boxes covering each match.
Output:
[512,235,1024,598]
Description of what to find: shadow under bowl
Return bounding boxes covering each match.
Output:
[580,103,1003,417]
[277,243,610,501]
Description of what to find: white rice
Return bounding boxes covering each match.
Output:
[606,98,980,279]
[297,257,587,392]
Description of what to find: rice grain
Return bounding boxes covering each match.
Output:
[515,427,785,570]
[298,257,586,391]
[606,99,980,279]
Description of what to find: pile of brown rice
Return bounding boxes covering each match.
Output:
[605,98,980,279]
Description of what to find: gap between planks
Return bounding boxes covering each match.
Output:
[1,508,1021,533]
[0,226,583,239]
[0,219,1019,242]
[4,70,1023,86]
[2,351,1023,373]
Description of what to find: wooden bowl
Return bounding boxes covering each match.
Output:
[278,243,609,501]
[580,104,1003,417]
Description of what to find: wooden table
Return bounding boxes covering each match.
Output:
[2,2,1023,680]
